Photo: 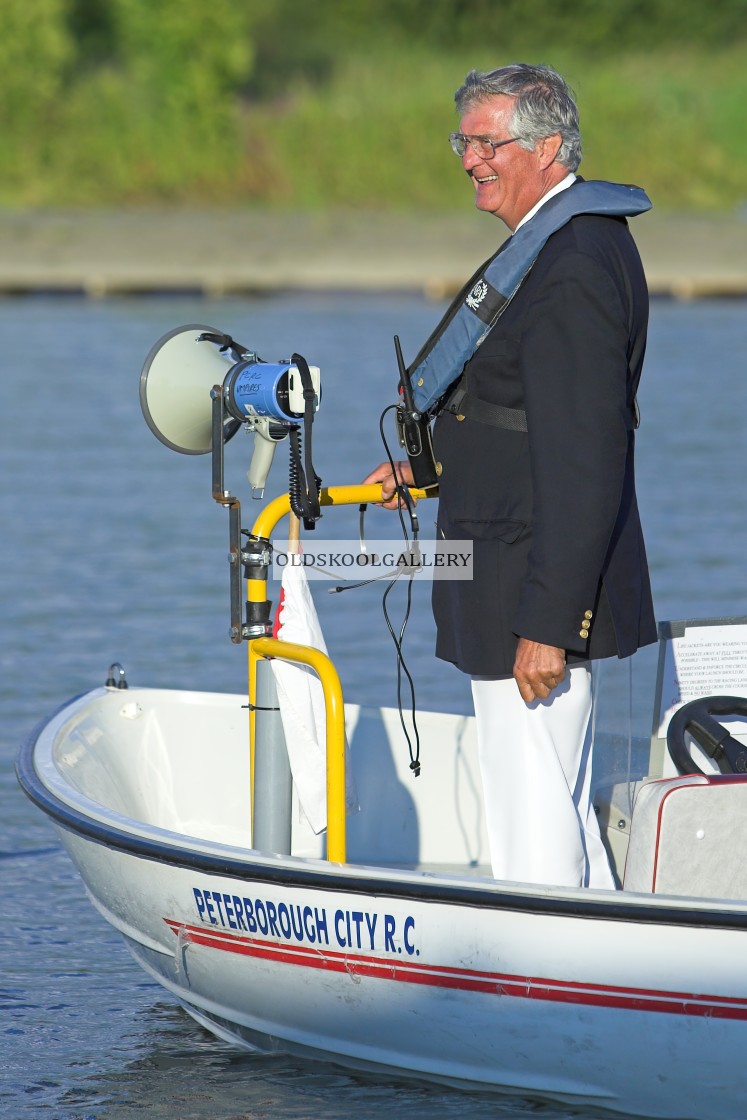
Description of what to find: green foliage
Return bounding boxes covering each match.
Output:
[2,0,258,204]
[111,0,253,105]
[246,0,747,58]
[1,1,746,208]
[66,0,117,70]
[0,0,74,200]
[0,0,73,128]
[239,42,747,212]
[240,48,468,209]
[577,49,747,209]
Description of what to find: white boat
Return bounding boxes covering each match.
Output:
[17,326,747,1119]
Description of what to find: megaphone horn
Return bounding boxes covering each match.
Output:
[139,324,242,454]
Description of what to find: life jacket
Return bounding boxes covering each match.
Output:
[408,179,652,417]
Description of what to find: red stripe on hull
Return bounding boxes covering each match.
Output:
[164,919,747,1020]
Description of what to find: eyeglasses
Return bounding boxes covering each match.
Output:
[449,133,518,159]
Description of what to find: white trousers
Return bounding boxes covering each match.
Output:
[471,665,615,890]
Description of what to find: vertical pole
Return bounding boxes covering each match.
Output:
[252,657,293,855]
[287,512,301,554]
[248,641,258,836]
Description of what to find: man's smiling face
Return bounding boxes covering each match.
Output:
[458,94,562,231]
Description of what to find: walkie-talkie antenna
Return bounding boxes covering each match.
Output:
[394,334,418,418]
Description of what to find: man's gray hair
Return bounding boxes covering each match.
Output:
[455,63,582,172]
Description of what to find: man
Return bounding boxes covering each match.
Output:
[364,64,656,889]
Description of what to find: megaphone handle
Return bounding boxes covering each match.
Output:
[247,426,279,499]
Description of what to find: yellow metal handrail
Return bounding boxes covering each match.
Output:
[250,483,432,542]
[248,483,436,864]
[251,636,346,861]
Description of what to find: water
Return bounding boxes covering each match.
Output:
[1,293,746,1119]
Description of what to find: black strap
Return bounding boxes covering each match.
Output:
[442,379,528,432]
[444,381,528,431]
[196,330,247,365]
[443,376,638,432]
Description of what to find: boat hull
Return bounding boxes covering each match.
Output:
[19,687,747,1119]
[51,823,747,1119]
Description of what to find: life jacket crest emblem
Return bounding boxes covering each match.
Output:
[465,280,488,311]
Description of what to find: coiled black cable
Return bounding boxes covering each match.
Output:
[287,353,322,529]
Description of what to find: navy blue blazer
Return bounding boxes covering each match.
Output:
[431,212,657,676]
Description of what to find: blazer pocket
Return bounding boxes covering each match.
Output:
[453,517,526,544]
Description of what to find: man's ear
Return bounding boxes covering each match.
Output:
[537,133,563,169]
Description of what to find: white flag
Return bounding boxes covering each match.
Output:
[271,560,358,834]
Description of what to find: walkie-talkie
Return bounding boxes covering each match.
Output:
[394,335,439,492]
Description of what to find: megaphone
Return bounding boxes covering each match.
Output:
[140,323,324,641]
[140,324,321,501]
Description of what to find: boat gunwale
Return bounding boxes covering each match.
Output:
[17,692,747,932]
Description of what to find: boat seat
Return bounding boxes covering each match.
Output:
[623,774,747,899]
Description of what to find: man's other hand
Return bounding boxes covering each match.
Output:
[513,637,566,703]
